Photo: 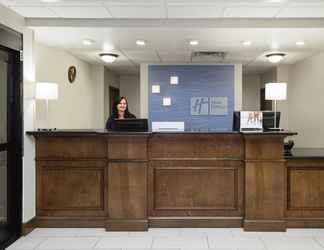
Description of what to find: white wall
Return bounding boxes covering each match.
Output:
[242,74,260,111]
[120,75,140,117]
[288,52,324,147]
[104,67,120,118]
[1,4,37,223]
[35,43,103,129]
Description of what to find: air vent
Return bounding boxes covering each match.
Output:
[191,51,227,62]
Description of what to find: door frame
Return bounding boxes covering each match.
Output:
[0,24,23,249]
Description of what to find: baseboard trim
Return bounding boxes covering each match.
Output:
[244,219,286,232]
[22,217,37,235]
[106,219,148,231]
[36,216,106,228]
[287,218,324,228]
[149,217,243,228]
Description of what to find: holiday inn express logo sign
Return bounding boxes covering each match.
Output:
[190,97,228,116]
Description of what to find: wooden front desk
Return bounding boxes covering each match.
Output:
[27,130,302,232]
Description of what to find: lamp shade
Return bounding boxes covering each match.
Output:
[35,82,58,100]
[265,82,287,101]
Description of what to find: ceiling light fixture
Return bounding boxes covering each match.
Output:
[241,40,252,46]
[189,40,199,46]
[82,39,95,46]
[136,40,146,46]
[266,53,286,63]
[296,41,305,46]
[99,53,119,63]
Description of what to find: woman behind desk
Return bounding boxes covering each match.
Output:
[105,96,136,130]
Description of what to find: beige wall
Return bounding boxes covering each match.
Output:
[288,52,324,147]
[35,43,103,129]
[104,67,120,118]
[120,75,140,117]
[276,65,290,130]
[242,74,260,111]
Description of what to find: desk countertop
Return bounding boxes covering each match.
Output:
[26,129,296,137]
[286,148,324,159]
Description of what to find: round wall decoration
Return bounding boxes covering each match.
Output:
[68,66,77,83]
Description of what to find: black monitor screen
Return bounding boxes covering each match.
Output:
[233,111,241,131]
[113,119,148,132]
[262,111,280,130]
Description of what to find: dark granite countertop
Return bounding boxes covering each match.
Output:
[26,129,296,137]
[285,148,324,159]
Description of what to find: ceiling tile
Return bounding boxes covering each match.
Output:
[49,6,111,18]
[223,6,281,17]
[106,5,165,18]
[10,6,58,17]
[158,52,191,62]
[277,5,324,18]
[123,50,161,63]
[167,6,224,18]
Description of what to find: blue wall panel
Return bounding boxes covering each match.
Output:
[148,65,235,130]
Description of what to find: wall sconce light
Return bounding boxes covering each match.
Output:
[163,97,171,106]
[152,85,160,93]
[170,76,178,85]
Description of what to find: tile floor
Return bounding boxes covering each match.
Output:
[6,228,324,250]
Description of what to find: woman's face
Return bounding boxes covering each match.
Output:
[117,98,127,113]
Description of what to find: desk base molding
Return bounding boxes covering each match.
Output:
[243,220,286,232]
[106,219,148,231]
[287,218,324,228]
[149,217,242,228]
[36,216,106,228]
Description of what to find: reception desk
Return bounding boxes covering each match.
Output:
[26,130,307,232]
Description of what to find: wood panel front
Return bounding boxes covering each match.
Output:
[244,135,287,231]
[37,160,107,217]
[108,162,147,219]
[286,159,324,222]
[36,136,107,160]
[108,135,148,160]
[150,134,244,159]
[149,160,243,217]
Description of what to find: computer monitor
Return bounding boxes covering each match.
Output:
[232,111,280,131]
[233,111,241,131]
[113,119,148,132]
[262,111,280,130]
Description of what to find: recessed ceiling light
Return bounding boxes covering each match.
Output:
[241,40,252,46]
[136,40,146,46]
[99,53,119,63]
[189,40,199,46]
[266,53,286,63]
[296,41,305,46]
[82,39,95,46]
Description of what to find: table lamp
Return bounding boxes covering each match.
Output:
[35,82,58,130]
[265,82,287,131]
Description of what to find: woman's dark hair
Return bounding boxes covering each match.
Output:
[111,96,135,118]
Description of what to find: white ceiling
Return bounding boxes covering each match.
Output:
[2,0,324,19]
[1,0,324,75]
[31,26,323,75]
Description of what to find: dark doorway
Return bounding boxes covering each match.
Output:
[260,88,272,111]
[0,25,23,249]
[109,86,120,115]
